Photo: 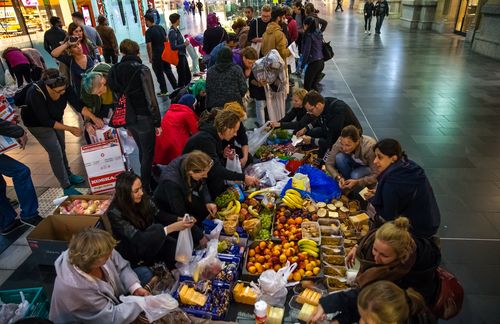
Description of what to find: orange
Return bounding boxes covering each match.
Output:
[305,263,313,271]
[257,255,266,264]
[279,254,287,264]
[305,270,313,277]
[255,263,263,273]
[295,217,303,225]
[274,264,282,271]
[249,249,256,257]
[259,241,267,250]
[288,218,296,225]
[313,267,320,275]
[292,272,302,281]
[273,249,281,256]
[299,269,305,276]
[248,266,256,273]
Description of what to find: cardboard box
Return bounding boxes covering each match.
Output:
[81,139,125,194]
[53,195,113,232]
[89,125,119,144]
[0,134,20,155]
[0,96,20,155]
[27,215,101,266]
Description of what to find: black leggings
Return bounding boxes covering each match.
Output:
[127,115,156,193]
[365,16,372,31]
[304,60,325,91]
[12,64,32,88]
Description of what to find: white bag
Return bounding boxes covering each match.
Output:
[251,261,297,307]
[120,294,179,322]
[175,214,194,264]
[226,154,242,185]
[247,122,273,155]
[4,70,16,87]
[207,219,223,240]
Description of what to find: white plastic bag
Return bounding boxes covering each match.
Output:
[4,70,15,87]
[207,219,223,240]
[251,261,297,307]
[247,122,273,155]
[175,214,194,264]
[226,154,242,185]
[120,293,179,322]
[193,239,222,282]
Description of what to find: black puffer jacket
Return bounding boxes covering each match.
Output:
[107,55,161,127]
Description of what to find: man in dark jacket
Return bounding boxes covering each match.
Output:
[146,3,161,24]
[0,119,41,235]
[247,4,272,54]
[298,91,362,158]
[168,13,191,87]
[43,16,67,55]
[374,0,389,34]
[96,15,119,64]
[107,39,162,193]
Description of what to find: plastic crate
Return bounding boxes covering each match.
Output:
[0,287,49,319]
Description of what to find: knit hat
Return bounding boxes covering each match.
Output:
[189,79,206,97]
[178,94,196,109]
[216,46,233,65]
[207,13,219,28]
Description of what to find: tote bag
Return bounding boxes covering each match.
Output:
[162,40,179,66]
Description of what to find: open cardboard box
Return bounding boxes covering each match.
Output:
[53,195,112,232]
[27,215,101,266]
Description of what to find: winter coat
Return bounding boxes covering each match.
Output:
[319,231,440,324]
[205,62,247,109]
[374,0,389,16]
[301,30,324,67]
[364,2,375,17]
[96,24,118,52]
[279,107,316,132]
[261,22,291,60]
[43,26,67,54]
[369,159,441,238]
[287,17,299,43]
[202,26,227,54]
[305,97,362,151]
[107,55,161,127]
[154,103,198,165]
[49,250,143,324]
[309,13,328,32]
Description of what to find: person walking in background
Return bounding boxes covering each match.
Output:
[168,13,192,87]
[22,48,46,81]
[0,118,42,235]
[96,15,119,64]
[301,16,324,91]
[196,0,203,17]
[43,16,67,56]
[305,3,328,32]
[183,0,190,14]
[335,0,344,12]
[108,39,162,194]
[146,3,161,24]
[145,14,178,96]
[374,0,389,34]
[364,0,375,34]
[2,47,32,88]
[71,12,103,50]
[190,0,196,15]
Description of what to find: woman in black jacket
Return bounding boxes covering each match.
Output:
[363,139,441,238]
[108,171,196,271]
[364,0,375,34]
[183,109,259,197]
[301,16,325,91]
[311,217,440,324]
[107,39,161,193]
[203,13,228,55]
[270,88,315,133]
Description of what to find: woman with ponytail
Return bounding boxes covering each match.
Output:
[363,138,441,238]
[310,217,441,324]
[358,281,436,324]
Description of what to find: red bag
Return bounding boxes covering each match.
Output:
[431,267,464,320]
[162,41,179,66]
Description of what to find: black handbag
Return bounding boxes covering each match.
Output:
[322,41,334,61]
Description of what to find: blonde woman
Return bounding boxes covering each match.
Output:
[222,102,251,167]
[357,281,435,324]
[311,217,441,323]
[270,87,315,133]
[50,228,147,323]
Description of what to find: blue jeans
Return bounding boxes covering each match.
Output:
[335,153,371,180]
[133,266,153,286]
[0,154,39,229]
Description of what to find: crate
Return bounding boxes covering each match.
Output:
[0,287,49,319]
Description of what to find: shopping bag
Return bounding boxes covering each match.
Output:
[247,122,273,155]
[432,267,464,320]
[251,261,297,307]
[162,41,179,66]
[226,154,242,185]
[175,214,194,264]
[120,294,178,322]
[207,219,223,240]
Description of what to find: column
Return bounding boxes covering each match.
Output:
[472,0,500,59]
[400,0,437,29]
[432,0,460,33]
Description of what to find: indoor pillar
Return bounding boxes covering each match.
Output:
[400,0,437,29]
[472,0,500,59]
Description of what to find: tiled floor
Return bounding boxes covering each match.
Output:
[2,2,500,322]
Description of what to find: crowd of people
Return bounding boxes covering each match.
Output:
[0,3,448,323]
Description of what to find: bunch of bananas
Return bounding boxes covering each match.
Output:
[218,200,241,219]
[298,239,319,258]
[282,189,303,209]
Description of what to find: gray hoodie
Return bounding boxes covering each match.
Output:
[49,250,143,324]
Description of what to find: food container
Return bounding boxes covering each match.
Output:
[320,220,341,236]
[323,262,347,277]
[172,281,231,320]
[301,221,321,244]
[321,235,343,246]
[325,276,350,292]
[321,245,344,256]
[322,254,345,266]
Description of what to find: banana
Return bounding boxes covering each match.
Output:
[283,196,300,209]
[234,200,241,214]
[286,189,302,198]
[219,204,237,216]
[248,206,259,217]
[286,193,303,205]
[300,245,319,253]
[248,188,270,199]
[282,199,295,209]
[226,200,234,210]
[298,239,318,247]
[302,248,319,258]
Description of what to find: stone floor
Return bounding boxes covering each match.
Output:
[2,2,500,322]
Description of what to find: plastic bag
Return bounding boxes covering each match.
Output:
[292,173,310,192]
[245,164,276,188]
[193,239,223,282]
[175,214,194,264]
[120,293,179,322]
[207,219,223,240]
[281,164,341,202]
[247,122,273,155]
[1,291,30,324]
[251,261,297,307]
[226,154,242,185]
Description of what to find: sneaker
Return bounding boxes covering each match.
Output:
[69,174,85,185]
[368,31,371,35]
[157,91,169,97]
[63,186,82,196]
[21,215,44,228]
[364,30,367,34]
[1,219,25,236]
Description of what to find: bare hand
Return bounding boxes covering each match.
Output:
[17,132,28,149]
[302,135,312,145]
[269,121,280,128]
[309,304,326,322]
[363,188,376,200]
[170,219,195,233]
[223,145,235,160]
[296,127,307,137]
[244,175,260,186]
[155,127,162,136]
[341,179,358,190]
[69,127,83,137]
[85,123,96,136]
[132,287,151,296]
[92,117,105,129]
[206,203,218,217]
[184,40,190,46]
[345,245,358,268]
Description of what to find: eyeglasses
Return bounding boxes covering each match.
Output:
[45,76,67,88]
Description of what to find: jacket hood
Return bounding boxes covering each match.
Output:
[199,124,219,138]
[380,159,427,186]
[168,103,194,113]
[157,155,187,189]
[266,22,282,34]
[54,251,98,290]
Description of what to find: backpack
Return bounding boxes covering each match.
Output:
[431,267,464,319]
[13,82,45,108]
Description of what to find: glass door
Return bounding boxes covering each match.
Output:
[455,0,478,35]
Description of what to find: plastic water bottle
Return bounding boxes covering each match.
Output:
[254,300,268,324]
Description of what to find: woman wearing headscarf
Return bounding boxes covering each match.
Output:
[169,79,207,115]
[205,47,247,110]
[203,13,228,55]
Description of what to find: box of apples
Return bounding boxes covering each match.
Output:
[53,195,112,232]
